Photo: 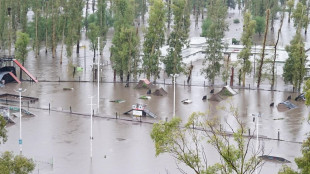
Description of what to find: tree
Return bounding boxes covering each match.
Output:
[238,12,256,87]
[271,5,285,89]
[304,79,310,106]
[278,165,298,174]
[287,0,294,23]
[256,9,270,88]
[151,105,264,174]
[0,115,35,174]
[283,32,307,92]
[254,16,265,37]
[163,0,190,76]
[151,116,213,174]
[111,0,140,82]
[278,134,310,174]
[269,0,279,32]
[51,0,60,58]
[202,106,264,174]
[30,0,45,57]
[0,116,7,144]
[201,0,227,85]
[226,0,236,9]
[279,77,310,174]
[97,0,108,55]
[142,0,166,82]
[64,0,84,61]
[0,151,35,174]
[292,2,309,33]
[87,23,100,59]
[15,31,30,81]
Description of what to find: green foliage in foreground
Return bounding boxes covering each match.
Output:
[0,115,35,174]
[278,134,310,174]
[0,151,35,174]
[151,106,263,174]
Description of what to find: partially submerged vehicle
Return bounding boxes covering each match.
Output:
[295,93,305,101]
[181,99,192,104]
[259,155,291,163]
[277,101,297,112]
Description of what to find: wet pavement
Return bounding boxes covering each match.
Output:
[0,7,309,174]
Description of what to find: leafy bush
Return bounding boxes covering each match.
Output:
[232,38,240,45]
[233,19,240,24]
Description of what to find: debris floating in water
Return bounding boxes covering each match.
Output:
[139,96,151,100]
[63,88,74,90]
[109,99,125,103]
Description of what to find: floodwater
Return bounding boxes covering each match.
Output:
[0,7,309,174]
[0,81,308,173]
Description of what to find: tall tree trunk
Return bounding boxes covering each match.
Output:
[52,3,56,58]
[271,17,274,32]
[299,47,303,92]
[85,0,89,35]
[271,7,285,89]
[120,70,123,82]
[35,8,39,57]
[257,9,270,88]
[45,1,48,54]
[167,0,171,30]
[242,60,245,87]
[77,22,80,54]
[60,23,65,64]
[92,0,95,13]
[142,0,145,23]
[288,10,291,23]
[305,3,309,35]
[8,15,11,56]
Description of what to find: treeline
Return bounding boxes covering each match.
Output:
[0,0,309,91]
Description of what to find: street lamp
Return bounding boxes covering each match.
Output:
[15,88,26,155]
[170,74,179,117]
[252,113,261,174]
[89,96,95,160]
[97,37,100,111]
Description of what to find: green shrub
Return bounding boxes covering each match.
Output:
[232,38,240,45]
[233,19,240,24]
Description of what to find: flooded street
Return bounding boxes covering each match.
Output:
[0,7,309,174]
[0,81,308,173]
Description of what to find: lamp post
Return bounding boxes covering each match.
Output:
[252,113,261,174]
[97,37,100,111]
[170,74,179,117]
[15,88,26,155]
[89,96,95,160]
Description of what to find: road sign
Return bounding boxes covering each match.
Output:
[133,110,142,117]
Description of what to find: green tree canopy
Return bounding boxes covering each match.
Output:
[238,12,256,87]
[142,0,166,82]
[163,0,190,76]
[254,16,265,37]
[15,32,30,63]
[283,32,307,91]
[151,106,263,174]
[0,115,35,174]
[201,0,228,85]
[0,151,35,174]
[87,23,100,58]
